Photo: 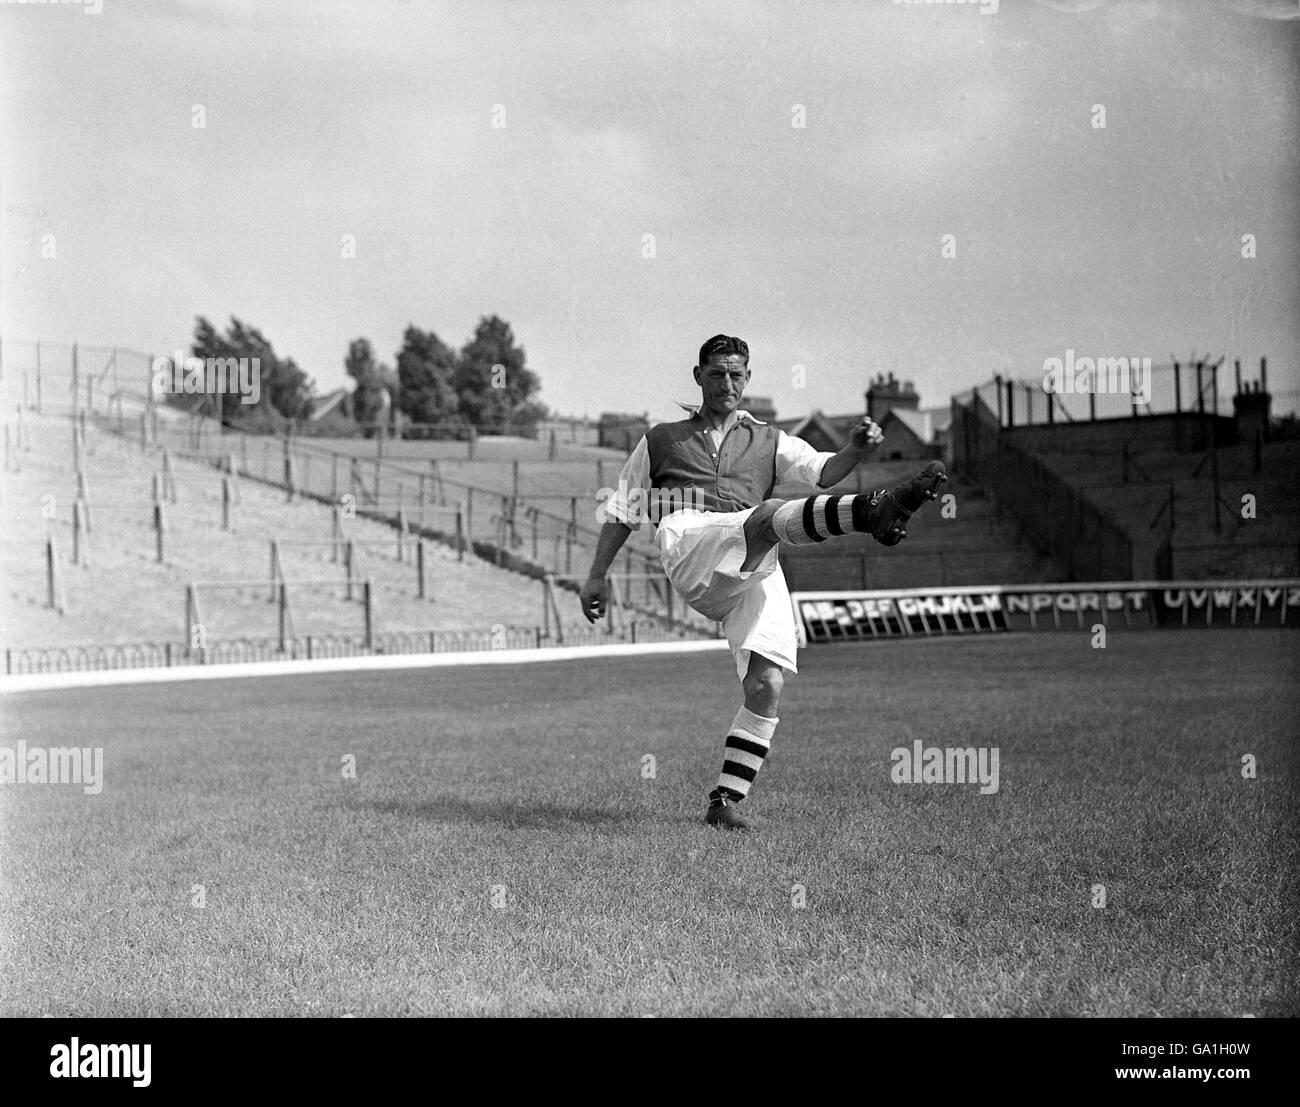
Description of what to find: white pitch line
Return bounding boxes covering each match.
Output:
[0,640,731,694]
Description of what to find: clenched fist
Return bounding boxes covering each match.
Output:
[580,576,610,623]
[849,416,885,453]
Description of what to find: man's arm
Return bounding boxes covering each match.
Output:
[580,520,634,622]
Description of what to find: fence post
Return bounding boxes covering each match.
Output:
[332,504,342,562]
[417,539,427,599]
[362,579,374,648]
[278,579,289,653]
[331,452,339,501]
[221,476,233,530]
[1210,436,1222,534]
[46,536,64,612]
[285,452,297,502]
[346,540,356,601]
[544,574,562,644]
[72,500,87,566]
[154,501,166,563]
[456,504,465,561]
[163,448,178,503]
[397,508,407,562]
[269,538,280,602]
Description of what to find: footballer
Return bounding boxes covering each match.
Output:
[580,335,946,830]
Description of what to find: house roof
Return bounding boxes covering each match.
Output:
[884,407,931,443]
[308,387,352,421]
[777,409,858,441]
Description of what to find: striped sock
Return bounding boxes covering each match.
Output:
[710,707,778,802]
[771,494,878,546]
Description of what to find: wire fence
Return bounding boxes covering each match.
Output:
[953,356,1294,429]
[3,620,708,675]
[0,337,721,655]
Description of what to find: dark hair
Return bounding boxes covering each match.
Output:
[697,334,749,367]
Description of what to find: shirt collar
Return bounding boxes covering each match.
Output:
[675,401,767,426]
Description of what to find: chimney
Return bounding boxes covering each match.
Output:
[1233,370,1271,446]
[865,372,920,423]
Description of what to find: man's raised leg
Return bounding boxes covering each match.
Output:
[768,460,948,551]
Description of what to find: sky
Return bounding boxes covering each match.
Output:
[2,0,1297,424]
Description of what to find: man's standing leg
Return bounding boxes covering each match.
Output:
[705,653,783,831]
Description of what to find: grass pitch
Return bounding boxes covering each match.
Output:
[1,630,1296,1017]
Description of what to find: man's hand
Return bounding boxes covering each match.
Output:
[579,576,610,623]
[848,416,884,454]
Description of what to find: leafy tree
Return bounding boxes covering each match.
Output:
[224,317,313,420]
[188,315,313,422]
[394,325,461,438]
[455,315,546,434]
[344,338,398,437]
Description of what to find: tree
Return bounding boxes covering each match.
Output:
[455,315,546,434]
[224,317,313,421]
[188,315,313,423]
[394,325,461,437]
[344,338,398,437]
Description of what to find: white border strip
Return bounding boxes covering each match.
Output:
[792,578,1300,602]
[0,639,731,695]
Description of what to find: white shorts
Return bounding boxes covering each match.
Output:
[655,508,799,682]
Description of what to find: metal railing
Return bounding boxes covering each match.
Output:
[950,396,1133,580]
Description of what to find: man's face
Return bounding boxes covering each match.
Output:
[693,353,750,416]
